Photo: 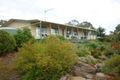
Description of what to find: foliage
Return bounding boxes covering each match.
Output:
[97,27,105,38]
[56,35,66,41]
[114,24,120,33]
[67,19,79,26]
[76,40,111,58]
[0,30,16,55]
[102,55,120,76]
[79,55,98,65]
[14,28,34,47]
[0,20,7,26]
[111,41,120,55]
[76,46,91,57]
[15,36,78,80]
[79,21,94,29]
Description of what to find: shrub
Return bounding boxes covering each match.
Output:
[56,35,66,41]
[14,28,34,47]
[79,55,98,65]
[102,55,120,76]
[15,36,78,80]
[76,46,91,57]
[0,30,16,55]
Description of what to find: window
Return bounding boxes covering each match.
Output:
[36,26,47,39]
[51,27,58,35]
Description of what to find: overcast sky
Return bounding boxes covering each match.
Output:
[0,0,120,34]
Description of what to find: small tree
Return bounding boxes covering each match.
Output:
[14,28,33,47]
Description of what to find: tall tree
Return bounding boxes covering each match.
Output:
[67,19,79,26]
[113,24,120,41]
[79,21,94,29]
[114,24,120,33]
[97,26,105,38]
[0,20,7,27]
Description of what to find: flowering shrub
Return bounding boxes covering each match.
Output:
[15,36,78,80]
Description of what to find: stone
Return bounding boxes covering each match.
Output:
[60,74,69,80]
[69,76,86,80]
[72,61,96,79]
[95,73,106,80]
[75,61,96,74]
[95,63,103,72]
[85,73,94,79]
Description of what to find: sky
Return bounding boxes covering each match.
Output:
[0,0,120,34]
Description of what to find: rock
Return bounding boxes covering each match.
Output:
[75,61,96,74]
[69,76,86,80]
[95,63,103,72]
[72,61,96,79]
[60,74,69,80]
[85,73,94,79]
[95,73,106,80]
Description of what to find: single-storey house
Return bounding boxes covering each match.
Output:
[2,19,96,40]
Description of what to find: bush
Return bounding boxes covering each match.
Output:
[0,30,16,55]
[79,55,98,65]
[15,36,78,80]
[102,55,120,76]
[14,28,34,47]
[56,35,66,41]
[76,46,91,57]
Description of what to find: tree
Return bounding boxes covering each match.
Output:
[97,27,105,38]
[113,24,120,42]
[0,20,7,27]
[114,24,120,33]
[67,19,79,26]
[79,21,94,29]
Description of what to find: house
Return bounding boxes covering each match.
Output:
[2,19,96,40]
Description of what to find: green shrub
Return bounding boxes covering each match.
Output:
[14,28,34,47]
[76,46,91,57]
[79,55,98,65]
[0,30,16,55]
[15,36,78,80]
[56,35,66,41]
[102,55,120,76]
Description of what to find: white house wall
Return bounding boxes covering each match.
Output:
[5,20,96,40]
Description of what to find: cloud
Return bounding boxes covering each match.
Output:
[0,0,120,34]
